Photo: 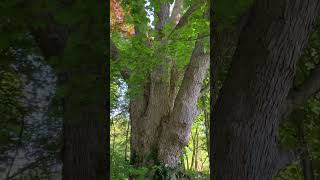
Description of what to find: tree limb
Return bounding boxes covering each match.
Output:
[276,147,304,171]
[169,33,210,42]
[167,2,203,38]
[170,0,184,25]
[281,63,320,120]
[174,3,201,30]
[156,2,171,32]
[157,33,209,167]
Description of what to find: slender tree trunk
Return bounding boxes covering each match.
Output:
[194,127,199,171]
[300,136,315,180]
[112,119,116,155]
[184,149,189,171]
[292,110,315,180]
[213,1,320,180]
[190,131,196,171]
[125,119,130,161]
[201,156,207,171]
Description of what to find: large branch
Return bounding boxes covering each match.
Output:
[281,64,320,120]
[174,3,202,30]
[156,2,171,32]
[170,0,183,25]
[167,2,204,38]
[174,35,210,113]
[157,34,209,167]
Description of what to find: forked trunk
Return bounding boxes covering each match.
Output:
[130,39,209,177]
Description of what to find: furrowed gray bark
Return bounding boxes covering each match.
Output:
[170,0,183,25]
[213,1,320,180]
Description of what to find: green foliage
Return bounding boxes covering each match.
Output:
[0,69,25,155]
[110,111,210,179]
[111,0,209,98]
[183,170,210,179]
[111,1,210,179]
[0,70,24,121]
[111,116,151,179]
[214,0,253,26]
[275,163,304,180]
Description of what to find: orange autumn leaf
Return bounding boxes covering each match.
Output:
[110,0,135,36]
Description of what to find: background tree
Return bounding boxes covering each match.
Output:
[0,1,107,179]
[111,0,210,178]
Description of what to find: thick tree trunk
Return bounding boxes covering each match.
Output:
[213,1,320,180]
[31,11,107,180]
[129,39,209,174]
[129,65,171,167]
[63,87,107,180]
[127,1,209,178]
[61,49,107,180]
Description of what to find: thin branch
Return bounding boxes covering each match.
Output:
[167,2,203,39]
[169,34,210,42]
